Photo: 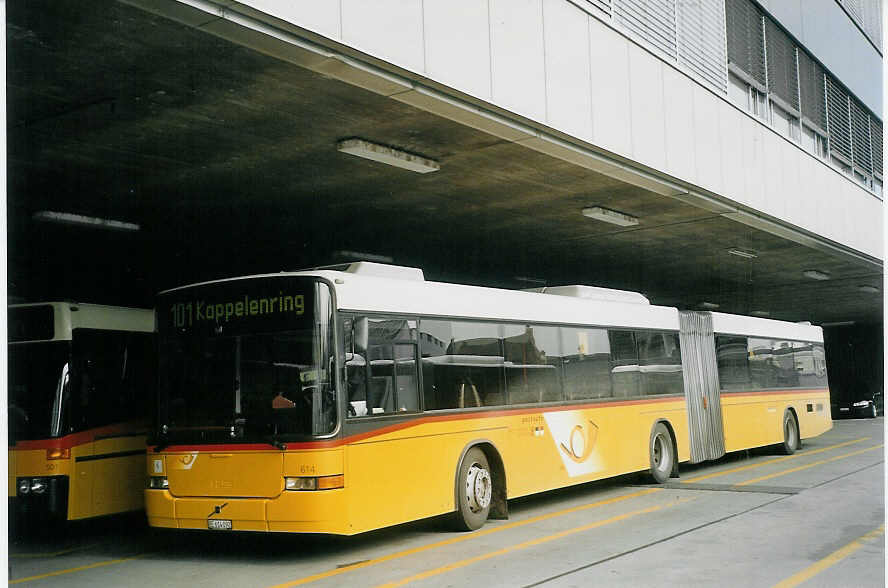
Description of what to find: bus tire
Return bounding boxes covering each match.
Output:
[781,410,800,455]
[454,447,492,531]
[649,423,675,484]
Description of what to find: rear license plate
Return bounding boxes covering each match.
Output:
[207,519,232,530]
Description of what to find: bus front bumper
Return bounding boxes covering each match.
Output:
[145,487,349,534]
[12,475,69,522]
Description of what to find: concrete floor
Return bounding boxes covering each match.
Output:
[8,418,884,587]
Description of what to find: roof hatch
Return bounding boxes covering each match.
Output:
[525,285,649,305]
[343,261,425,281]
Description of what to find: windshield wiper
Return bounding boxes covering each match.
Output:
[154,425,170,452]
[265,430,287,451]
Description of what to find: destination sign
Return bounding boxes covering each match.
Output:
[159,277,318,336]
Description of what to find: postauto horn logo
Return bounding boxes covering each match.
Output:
[544,412,603,477]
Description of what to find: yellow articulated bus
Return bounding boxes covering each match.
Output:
[8,302,155,526]
[145,262,831,534]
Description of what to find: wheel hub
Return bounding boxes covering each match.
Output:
[465,464,492,513]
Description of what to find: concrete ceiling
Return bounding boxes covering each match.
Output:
[6,0,883,325]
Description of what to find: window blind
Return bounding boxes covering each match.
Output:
[725,0,766,88]
[677,0,728,93]
[764,19,798,111]
[797,49,827,132]
[613,0,677,59]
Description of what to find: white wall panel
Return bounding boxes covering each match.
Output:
[662,65,695,180]
[760,131,786,220]
[242,0,342,39]
[717,104,745,206]
[423,0,491,101]
[588,21,632,157]
[627,44,666,170]
[542,0,592,141]
[489,0,546,121]
[691,85,723,194]
[740,120,766,212]
[341,0,424,74]
[779,139,802,228]
[797,155,820,233]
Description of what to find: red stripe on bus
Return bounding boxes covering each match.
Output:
[12,421,147,452]
[153,395,686,453]
[721,388,829,398]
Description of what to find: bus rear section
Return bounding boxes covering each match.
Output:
[8,303,155,527]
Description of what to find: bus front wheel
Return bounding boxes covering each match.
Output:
[455,447,492,531]
[649,423,675,484]
[781,410,800,455]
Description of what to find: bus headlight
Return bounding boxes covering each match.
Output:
[17,479,30,495]
[284,475,343,491]
[148,476,169,489]
[30,478,47,494]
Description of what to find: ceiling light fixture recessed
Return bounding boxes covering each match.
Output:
[803,269,831,281]
[751,310,771,317]
[33,211,140,232]
[581,206,639,227]
[858,285,880,293]
[699,302,720,309]
[727,248,758,259]
[337,138,440,174]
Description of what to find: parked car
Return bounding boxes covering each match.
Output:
[834,388,882,419]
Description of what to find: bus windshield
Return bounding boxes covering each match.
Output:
[8,342,70,443]
[157,277,336,443]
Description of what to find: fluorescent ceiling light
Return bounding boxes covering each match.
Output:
[33,211,140,232]
[858,285,880,293]
[751,310,770,317]
[333,250,394,264]
[727,248,758,259]
[514,276,546,285]
[581,206,639,227]
[803,269,831,281]
[337,139,439,174]
[699,302,720,309]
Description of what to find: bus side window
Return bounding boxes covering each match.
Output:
[419,320,505,410]
[609,330,638,398]
[72,329,129,430]
[560,327,611,400]
[636,331,683,395]
[348,317,419,417]
[504,324,561,404]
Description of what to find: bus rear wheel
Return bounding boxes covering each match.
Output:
[781,411,800,455]
[454,447,492,531]
[649,423,675,484]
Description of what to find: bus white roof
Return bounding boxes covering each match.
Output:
[710,311,823,343]
[304,267,679,331]
[9,302,155,341]
[160,263,823,340]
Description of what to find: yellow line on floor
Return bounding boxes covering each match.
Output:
[682,437,870,484]
[266,488,661,588]
[376,497,696,588]
[771,525,885,588]
[9,553,149,584]
[738,444,884,486]
[10,543,101,559]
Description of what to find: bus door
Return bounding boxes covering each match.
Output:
[678,312,725,463]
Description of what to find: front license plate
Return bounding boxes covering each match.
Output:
[207,519,232,530]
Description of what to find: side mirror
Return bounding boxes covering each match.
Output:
[354,317,369,353]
